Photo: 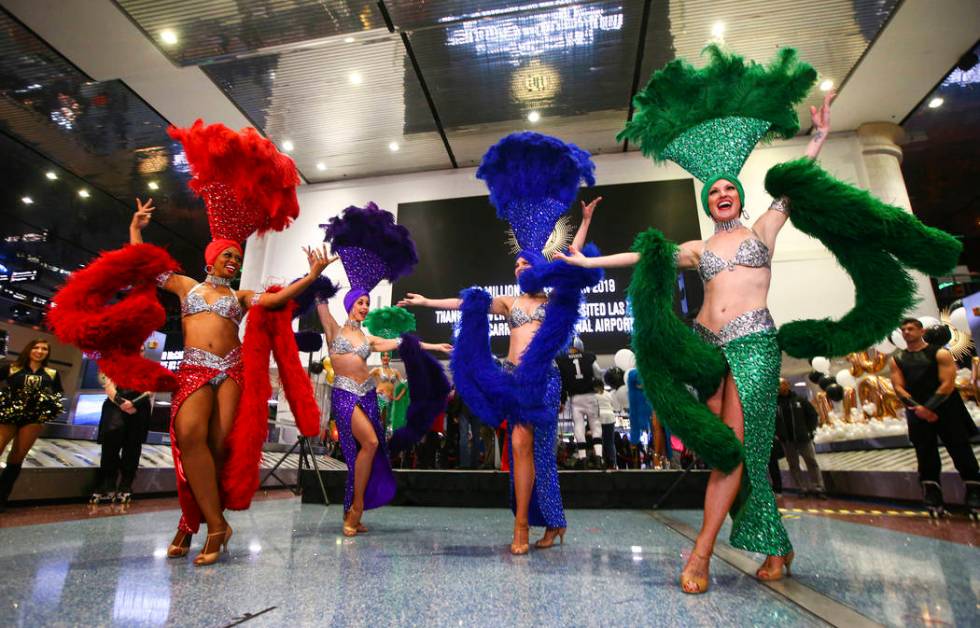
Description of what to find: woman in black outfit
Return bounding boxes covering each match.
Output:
[0,339,64,510]
[92,370,152,503]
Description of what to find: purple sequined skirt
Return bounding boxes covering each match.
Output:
[332,376,396,513]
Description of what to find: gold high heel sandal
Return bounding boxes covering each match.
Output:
[679,552,711,594]
[343,508,363,537]
[193,524,233,566]
[167,530,192,558]
[510,523,530,555]
[756,551,795,581]
[534,527,566,549]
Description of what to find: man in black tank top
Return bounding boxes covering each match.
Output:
[890,318,978,509]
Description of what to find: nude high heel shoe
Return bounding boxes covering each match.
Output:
[510,523,530,555]
[193,524,233,566]
[534,527,566,549]
[756,551,795,581]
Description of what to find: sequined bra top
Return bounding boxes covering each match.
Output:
[377,369,398,383]
[330,334,371,360]
[698,237,771,283]
[181,283,243,325]
[508,301,547,329]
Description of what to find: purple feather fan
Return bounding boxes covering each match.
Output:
[320,202,419,285]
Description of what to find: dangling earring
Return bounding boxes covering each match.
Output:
[741,209,750,220]
[204,264,214,275]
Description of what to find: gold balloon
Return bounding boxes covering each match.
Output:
[843,386,860,423]
[847,350,888,376]
[322,356,335,385]
[815,392,832,426]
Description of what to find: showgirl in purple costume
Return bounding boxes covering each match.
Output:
[317,203,451,536]
[400,133,603,553]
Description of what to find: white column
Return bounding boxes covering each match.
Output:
[857,122,940,316]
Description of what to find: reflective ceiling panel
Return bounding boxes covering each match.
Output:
[115,0,385,66]
[202,32,453,181]
[404,0,661,165]
[0,7,210,320]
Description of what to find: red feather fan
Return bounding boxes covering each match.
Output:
[167,120,300,241]
[222,286,321,510]
[47,244,180,392]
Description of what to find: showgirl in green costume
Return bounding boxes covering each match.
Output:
[364,306,415,427]
[557,45,961,593]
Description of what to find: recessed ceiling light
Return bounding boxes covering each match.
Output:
[388,141,400,152]
[316,162,327,171]
[160,29,178,46]
[527,110,541,123]
[147,181,159,191]
[21,196,33,205]
[711,21,725,38]
[928,97,944,108]
[344,37,355,43]
[282,140,294,152]
[349,71,363,85]
[819,79,834,92]
[78,189,90,198]
[45,171,58,180]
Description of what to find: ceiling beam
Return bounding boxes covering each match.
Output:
[832,0,980,130]
[0,0,251,130]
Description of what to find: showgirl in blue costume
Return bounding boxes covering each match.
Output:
[399,132,603,554]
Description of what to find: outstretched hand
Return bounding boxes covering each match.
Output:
[810,91,836,138]
[581,196,603,221]
[303,244,336,276]
[131,197,155,231]
[552,244,590,267]
[397,293,427,308]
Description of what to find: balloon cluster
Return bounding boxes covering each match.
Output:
[807,356,844,402]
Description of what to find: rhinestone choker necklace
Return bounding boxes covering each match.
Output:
[205,274,232,287]
[714,218,743,233]
[345,320,362,330]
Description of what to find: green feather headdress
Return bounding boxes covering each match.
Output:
[619,44,816,213]
[364,306,416,340]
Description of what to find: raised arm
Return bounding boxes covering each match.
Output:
[247,245,335,310]
[398,293,461,310]
[316,299,341,344]
[571,197,602,252]
[804,91,835,160]
[555,239,702,270]
[130,198,195,294]
[368,335,452,354]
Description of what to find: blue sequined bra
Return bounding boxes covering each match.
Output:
[698,237,771,283]
[330,334,372,360]
[181,283,243,325]
[508,300,546,329]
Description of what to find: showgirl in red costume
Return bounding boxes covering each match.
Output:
[130,121,330,565]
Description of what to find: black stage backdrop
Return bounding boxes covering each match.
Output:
[396,179,702,355]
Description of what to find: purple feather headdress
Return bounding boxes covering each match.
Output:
[477,132,595,257]
[320,202,419,311]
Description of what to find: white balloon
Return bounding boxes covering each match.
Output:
[614,348,636,371]
[949,307,969,334]
[874,338,896,355]
[614,384,630,409]
[811,356,830,374]
[835,368,856,389]
[918,315,940,330]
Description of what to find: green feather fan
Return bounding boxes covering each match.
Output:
[364,306,416,340]
[619,44,816,173]
[766,158,963,357]
[629,229,743,472]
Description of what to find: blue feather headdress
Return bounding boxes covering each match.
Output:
[476,132,595,261]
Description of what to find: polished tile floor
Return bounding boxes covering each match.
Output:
[0,498,976,627]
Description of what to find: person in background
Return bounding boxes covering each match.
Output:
[594,383,618,469]
[556,338,605,469]
[453,390,485,469]
[890,317,979,514]
[0,339,64,511]
[775,378,825,498]
[92,367,153,503]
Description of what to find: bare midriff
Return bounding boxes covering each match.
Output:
[181,313,241,357]
[695,265,771,334]
[330,331,372,384]
[506,295,548,366]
